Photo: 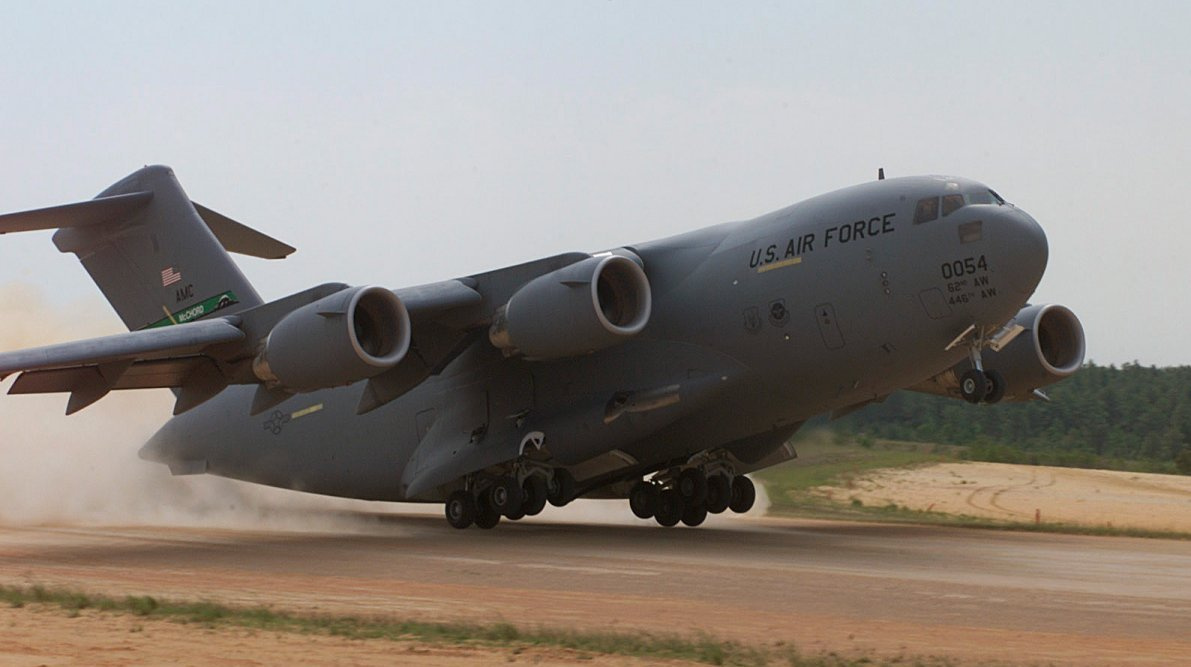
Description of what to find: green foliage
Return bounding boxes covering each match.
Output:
[1177,449,1191,475]
[754,432,953,518]
[125,595,158,615]
[834,362,1191,474]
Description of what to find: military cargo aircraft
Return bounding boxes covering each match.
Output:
[0,166,1084,528]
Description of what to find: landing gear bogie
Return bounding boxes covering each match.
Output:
[677,467,708,506]
[681,502,708,527]
[487,475,524,518]
[705,474,731,514]
[474,494,501,529]
[728,475,756,514]
[521,474,548,516]
[547,468,576,507]
[629,480,660,519]
[445,490,477,529]
[654,489,683,527]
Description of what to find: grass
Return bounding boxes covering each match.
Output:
[754,429,955,519]
[0,584,971,666]
[753,430,1191,540]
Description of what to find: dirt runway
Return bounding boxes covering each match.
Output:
[2,513,1189,666]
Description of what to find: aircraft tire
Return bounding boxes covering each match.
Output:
[677,468,708,506]
[960,369,989,404]
[705,474,731,514]
[681,501,708,527]
[522,475,548,516]
[629,481,659,519]
[728,475,756,514]
[983,369,1006,404]
[547,468,576,507]
[488,475,524,518]
[445,490,476,529]
[654,489,683,527]
[474,495,502,529]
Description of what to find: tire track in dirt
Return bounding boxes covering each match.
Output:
[964,469,1055,518]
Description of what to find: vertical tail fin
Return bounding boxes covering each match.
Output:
[1,165,293,331]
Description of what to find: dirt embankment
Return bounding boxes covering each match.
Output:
[815,462,1191,532]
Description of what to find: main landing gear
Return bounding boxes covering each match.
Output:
[629,471,756,528]
[445,469,570,529]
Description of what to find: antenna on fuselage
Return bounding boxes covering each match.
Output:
[878,167,885,180]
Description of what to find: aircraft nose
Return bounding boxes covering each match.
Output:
[995,207,1048,297]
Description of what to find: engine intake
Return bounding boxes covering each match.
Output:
[985,304,1084,400]
[253,285,411,392]
[489,254,651,360]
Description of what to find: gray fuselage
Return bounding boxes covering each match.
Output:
[142,175,1048,501]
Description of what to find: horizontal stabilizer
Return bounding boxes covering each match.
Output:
[0,191,152,234]
[192,202,295,259]
[0,186,293,261]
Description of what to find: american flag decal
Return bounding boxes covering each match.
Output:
[161,267,182,286]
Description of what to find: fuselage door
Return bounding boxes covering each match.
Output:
[815,303,845,350]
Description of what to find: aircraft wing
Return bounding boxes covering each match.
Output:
[0,318,245,414]
[0,278,490,416]
[1,245,602,416]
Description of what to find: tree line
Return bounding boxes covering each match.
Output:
[835,363,1191,474]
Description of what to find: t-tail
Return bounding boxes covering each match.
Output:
[0,165,294,331]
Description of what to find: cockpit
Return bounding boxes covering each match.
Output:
[914,186,1007,224]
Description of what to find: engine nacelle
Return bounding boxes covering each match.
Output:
[253,285,411,392]
[489,254,651,360]
[912,304,1085,402]
[984,304,1085,400]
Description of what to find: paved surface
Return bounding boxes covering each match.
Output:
[3,514,1190,665]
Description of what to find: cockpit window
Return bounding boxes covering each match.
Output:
[967,191,993,205]
[914,197,939,224]
[988,189,1006,205]
[941,194,965,217]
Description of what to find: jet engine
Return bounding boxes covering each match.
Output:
[983,304,1085,401]
[253,285,411,392]
[489,254,651,360]
[913,304,1085,402]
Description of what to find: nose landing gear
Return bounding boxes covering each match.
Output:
[948,324,1012,405]
[959,368,1005,404]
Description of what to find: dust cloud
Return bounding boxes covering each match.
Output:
[0,283,420,533]
[0,282,767,532]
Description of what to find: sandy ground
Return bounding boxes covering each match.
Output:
[0,605,693,667]
[815,462,1191,532]
[1,511,1189,667]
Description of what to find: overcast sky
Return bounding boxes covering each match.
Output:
[1,1,1187,366]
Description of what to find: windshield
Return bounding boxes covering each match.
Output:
[914,187,1005,224]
